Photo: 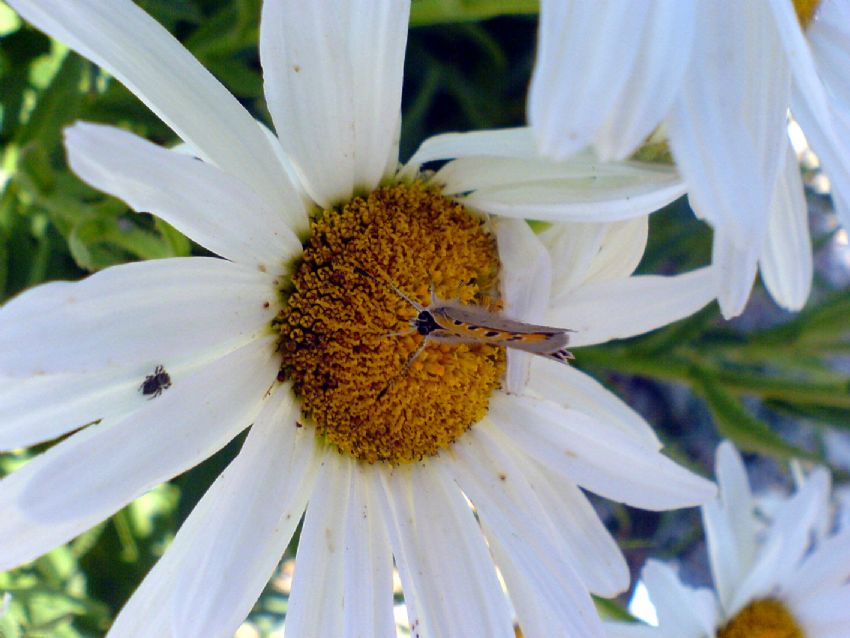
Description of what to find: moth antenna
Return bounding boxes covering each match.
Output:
[426,270,438,307]
[353,266,424,311]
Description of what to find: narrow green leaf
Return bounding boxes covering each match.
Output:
[695,370,819,462]
[767,400,850,431]
[137,0,202,25]
[410,0,539,26]
[14,52,87,154]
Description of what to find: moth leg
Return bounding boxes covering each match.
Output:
[378,336,429,399]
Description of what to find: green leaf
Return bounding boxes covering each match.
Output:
[185,0,260,59]
[632,303,719,355]
[14,51,87,155]
[137,0,202,25]
[767,400,850,431]
[594,596,636,622]
[410,0,539,26]
[153,218,191,257]
[203,56,263,98]
[694,370,819,462]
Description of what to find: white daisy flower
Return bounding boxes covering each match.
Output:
[530,0,850,318]
[2,1,718,636]
[606,440,850,638]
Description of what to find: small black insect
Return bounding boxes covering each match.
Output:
[139,365,172,398]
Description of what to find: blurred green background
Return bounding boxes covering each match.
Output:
[1,0,849,635]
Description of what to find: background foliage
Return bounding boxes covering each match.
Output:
[1,0,849,635]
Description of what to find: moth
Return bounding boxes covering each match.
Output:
[355,268,573,395]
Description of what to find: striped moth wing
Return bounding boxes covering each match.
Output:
[428,303,574,364]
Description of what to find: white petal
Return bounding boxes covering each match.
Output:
[584,217,650,285]
[342,466,396,638]
[702,442,756,610]
[0,338,277,572]
[0,257,277,376]
[541,218,649,300]
[525,360,661,450]
[540,222,609,296]
[759,143,812,310]
[729,468,831,615]
[374,463,513,638]
[641,561,720,637]
[715,442,757,565]
[0,354,222,451]
[769,0,834,127]
[170,388,321,638]
[285,456,396,638]
[456,424,627,597]
[793,0,850,227]
[434,151,598,194]
[113,491,220,636]
[531,464,628,598]
[766,467,831,574]
[492,535,603,638]
[807,0,850,101]
[434,156,686,223]
[793,583,850,638]
[0,367,142,451]
[592,2,697,160]
[701,500,739,612]
[495,218,552,393]
[285,454,349,638]
[604,623,670,638]
[786,529,850,606]
[807,0,850,118]
[346,1,409,190]
[261,0,409,207]
[711,230,759,319]
[445,428,604,637]
[667,3,789,248]
[489,394,716,510]
[546,267,717,348]
[64,123,303,269]
[402,127,538,178]
[792,86,850,228]
[108,389,317,638]
[529,0,646,159]
[6,0,300,219]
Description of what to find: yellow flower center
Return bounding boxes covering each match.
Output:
[793,0,820,29]
[276,183,506,464]
[718,599,805,638]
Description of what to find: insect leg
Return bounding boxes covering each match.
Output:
[377,335,429,399]
[381,327,417,339]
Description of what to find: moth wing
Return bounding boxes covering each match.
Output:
[432,305,572,355]
[436,303,569,334]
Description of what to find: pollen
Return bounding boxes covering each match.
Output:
[793,0,820,29]
[718,599,805,638]
[276,183,505,464]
